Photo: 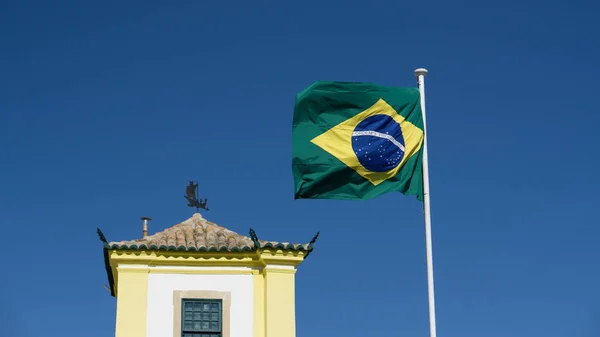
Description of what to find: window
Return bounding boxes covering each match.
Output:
[181,299,222,337]
[173,290,230,337]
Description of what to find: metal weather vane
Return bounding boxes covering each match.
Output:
[185,180,209,212]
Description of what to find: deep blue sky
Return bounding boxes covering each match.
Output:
[1,1,599,336]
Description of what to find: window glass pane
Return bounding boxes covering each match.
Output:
[184,312,193,320]
[184,321,193,330]
[194,302,202,311]
[210,303,219,312]
[210,312,218,321]
[210,321,219,330]
[193,321,202,330]
[184,302,193,311]
[193,312,202,320]
[203,303,210,311]
[201,312,210,320]
[201,321,210,330]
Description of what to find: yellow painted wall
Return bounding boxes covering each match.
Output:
[263,268,296,337]
[109,249,306,337]
[114,266,149,337]
[253,271,266,337]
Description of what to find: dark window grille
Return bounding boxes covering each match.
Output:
[181,299,222,337]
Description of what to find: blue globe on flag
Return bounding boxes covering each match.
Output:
[351,114,405,172]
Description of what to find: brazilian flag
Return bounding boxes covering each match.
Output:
[292,81,425,201]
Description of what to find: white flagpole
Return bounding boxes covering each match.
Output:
[414,68,437,337]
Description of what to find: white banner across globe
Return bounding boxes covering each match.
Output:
[351,130,406,152]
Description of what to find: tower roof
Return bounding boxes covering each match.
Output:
[107,213,313,253]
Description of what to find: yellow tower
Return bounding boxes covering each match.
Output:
[98,213,318,337]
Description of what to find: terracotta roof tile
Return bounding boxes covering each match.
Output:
[108,213,312,252]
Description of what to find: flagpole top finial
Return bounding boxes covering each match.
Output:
[414,68,429,77]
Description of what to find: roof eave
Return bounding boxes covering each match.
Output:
[97,228,116,297]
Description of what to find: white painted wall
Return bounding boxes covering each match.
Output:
[146,268,254,337]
